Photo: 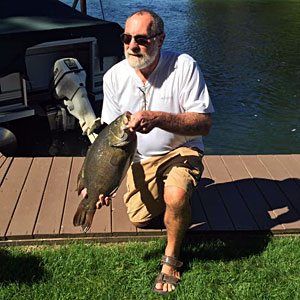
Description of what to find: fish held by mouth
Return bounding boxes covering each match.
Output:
[73,111,137,233]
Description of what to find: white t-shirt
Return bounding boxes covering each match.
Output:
[101,50,214,162]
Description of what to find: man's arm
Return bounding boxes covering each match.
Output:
[128,111,212,136]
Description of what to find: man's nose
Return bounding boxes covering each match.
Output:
[128,37,139,50]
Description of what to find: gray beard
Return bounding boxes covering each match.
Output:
[125,42,160,69]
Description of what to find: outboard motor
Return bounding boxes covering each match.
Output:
[53,58,101,143]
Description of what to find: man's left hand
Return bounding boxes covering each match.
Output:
[80,188,116,209]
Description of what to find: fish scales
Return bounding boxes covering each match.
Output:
[73,112,137,232]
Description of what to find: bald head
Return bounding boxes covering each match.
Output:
[126,10,164,36]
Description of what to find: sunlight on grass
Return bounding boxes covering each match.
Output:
[1,237,300,299]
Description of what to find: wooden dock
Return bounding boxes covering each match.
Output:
[1,153,300,245]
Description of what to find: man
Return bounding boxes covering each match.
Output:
[86,10,214,295]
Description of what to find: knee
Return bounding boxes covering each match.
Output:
[164,186,189,211]
[131,220,150,228]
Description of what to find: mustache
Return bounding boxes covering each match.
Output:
[126,49,144,56]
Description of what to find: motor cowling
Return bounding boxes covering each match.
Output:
[53,58,101,143]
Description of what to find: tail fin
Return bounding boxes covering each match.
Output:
[73,202,95,233]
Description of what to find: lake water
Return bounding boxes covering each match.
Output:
[60,0,300,155]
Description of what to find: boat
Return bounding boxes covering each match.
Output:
[0,0,123,155]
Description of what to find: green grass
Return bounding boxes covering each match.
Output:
[1,236,300,299]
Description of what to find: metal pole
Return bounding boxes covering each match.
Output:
[99,0,105,20]
[72,0,79,9]
[80,0,87,14]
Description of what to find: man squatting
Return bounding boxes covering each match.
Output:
[82,9,214,295]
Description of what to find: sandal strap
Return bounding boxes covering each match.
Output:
[155,272,180,285]
[161,255,183,269]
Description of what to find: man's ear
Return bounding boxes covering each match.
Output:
[158,33,166,48]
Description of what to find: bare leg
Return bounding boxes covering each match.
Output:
[155,185,191,293]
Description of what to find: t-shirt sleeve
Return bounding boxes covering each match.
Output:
[101,70,122,124]
[179,56,214,114]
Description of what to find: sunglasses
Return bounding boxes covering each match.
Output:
[120,33,161,46]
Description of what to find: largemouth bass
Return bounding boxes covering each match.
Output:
[73,111,137,232]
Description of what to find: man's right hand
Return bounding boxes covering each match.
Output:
[127,110,159,134]
[80,188,116,209]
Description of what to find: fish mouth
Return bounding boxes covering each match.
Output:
[121,111,133,130]
[109,112,135,146]
[119,111,136,141]
[122,126,136,141]
[124,111,132,122]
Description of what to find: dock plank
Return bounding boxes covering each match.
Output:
[241,155,300,232]
[189,188,210,231]
[293,154,300,164]
[6,157,52,239]
[222,155,283,231]
[0,154,7,168]
[0,158,32,239]
[275,155,300,183]
[60,157,85,235]
[258,155,300,216]
[0,157,13,185]
[205,156,258,230]
[1,154,300,244]
[198,158,235,231]
[33,157,72,237]
[87,189,112,236]
[112,177,137,235]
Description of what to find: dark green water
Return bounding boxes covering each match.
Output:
[63,0,300,155]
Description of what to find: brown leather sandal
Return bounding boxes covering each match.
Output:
[152,255,183,295]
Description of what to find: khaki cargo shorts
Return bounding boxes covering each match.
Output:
[124,147,204,223]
